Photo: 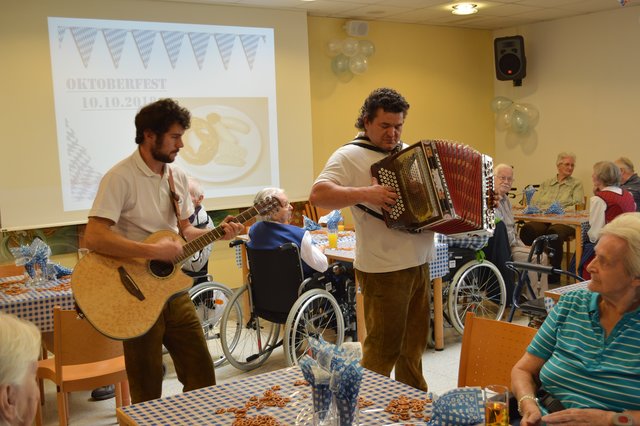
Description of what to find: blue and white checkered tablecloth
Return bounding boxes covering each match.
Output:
[118,367,431,425]
[236,233,450,280]
[0,275,74,333]
[543,281,591,312]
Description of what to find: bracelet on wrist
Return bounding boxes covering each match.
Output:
[517,393,538,416]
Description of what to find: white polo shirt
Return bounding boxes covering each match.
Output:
[314,142,435,273]
[89,149,193,242]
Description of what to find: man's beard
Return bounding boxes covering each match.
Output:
[151,139,175,163]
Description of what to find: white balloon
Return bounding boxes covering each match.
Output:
[326,39,342,57]
[510,109,530,134]
[341,38,359,57]
[349,54,368,75]
[357,40,376,57]
[516,103,540,127]
[495,107,513,131]
[331,54,350,75]
[491,96,513,112]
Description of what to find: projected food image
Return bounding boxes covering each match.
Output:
[179,104,262,183]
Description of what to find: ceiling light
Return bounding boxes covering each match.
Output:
[451,3,478,15]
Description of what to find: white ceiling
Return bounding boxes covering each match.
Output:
[160,0,637,30]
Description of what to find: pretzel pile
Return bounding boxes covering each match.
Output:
[384,394,432,423]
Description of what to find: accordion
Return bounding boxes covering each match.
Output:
[370,140,495,237]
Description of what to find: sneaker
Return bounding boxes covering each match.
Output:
[91,385,115,401]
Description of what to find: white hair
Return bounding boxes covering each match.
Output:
[599,212,640,278]
[253,187,285,221]
[188,177,204,199]
[0,313,41,386]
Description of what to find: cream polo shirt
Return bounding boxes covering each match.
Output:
[89,149,193,242]
[314,141,435,273]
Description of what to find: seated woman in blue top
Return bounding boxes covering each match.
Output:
[511,212,640,426]
[249,187,328,278]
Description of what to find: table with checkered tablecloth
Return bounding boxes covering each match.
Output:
[117,366,432,426]
[543,281,591,312]
[0,275,74,333]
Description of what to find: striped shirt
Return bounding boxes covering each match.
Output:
[527,289,640,411]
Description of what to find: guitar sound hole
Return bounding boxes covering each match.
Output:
[149,260,175,278]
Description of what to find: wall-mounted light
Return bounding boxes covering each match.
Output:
[451,3,478,15]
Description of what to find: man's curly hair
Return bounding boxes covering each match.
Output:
[135,98,191,144]
[355,87,410,130]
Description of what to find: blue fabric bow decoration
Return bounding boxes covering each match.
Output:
[303,215,322,231]
[427,387,484,426]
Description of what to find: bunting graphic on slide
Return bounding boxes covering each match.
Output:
[132,29,156,69]
[161,31,184,69]
[214,33,236,70]
[239,34,261,70]
[102,29,127,68]
[70,27,98,68]
[188,32,211,70]
[54,25,265,70]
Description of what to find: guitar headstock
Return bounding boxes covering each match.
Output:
[255,196,281,216]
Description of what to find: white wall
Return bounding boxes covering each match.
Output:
[494,6,640,199]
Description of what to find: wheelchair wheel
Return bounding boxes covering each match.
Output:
[219,285,281,371]
[446,260,506,334]
[189,281,237,367]
[283,289,345,366]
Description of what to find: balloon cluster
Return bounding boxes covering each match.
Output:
[326,38,375,77]
[491,96,540,135]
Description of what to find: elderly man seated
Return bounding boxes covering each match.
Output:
[615,156,640,212]
[511,212,640,426]
[493,164,549,296]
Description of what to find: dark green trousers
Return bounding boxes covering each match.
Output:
[123,293,215,403]
[356,263,430,392]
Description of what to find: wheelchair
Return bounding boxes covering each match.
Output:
[506,234,584,327]
[188,275,238,368]
[442,245,508,334]
[218,241,357,371]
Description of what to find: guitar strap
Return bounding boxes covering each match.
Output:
[167,167,186,239]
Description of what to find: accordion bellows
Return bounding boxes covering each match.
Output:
[370,140,495,237]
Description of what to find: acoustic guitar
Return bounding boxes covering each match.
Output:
[72,197,280,340]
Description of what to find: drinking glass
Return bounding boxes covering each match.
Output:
[327,225,338,249]
[484,385,509,426]
[313,409,337,426]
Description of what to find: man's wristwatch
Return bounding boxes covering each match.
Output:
[612,413,634,426]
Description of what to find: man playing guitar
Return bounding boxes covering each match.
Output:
[82,99,244,403]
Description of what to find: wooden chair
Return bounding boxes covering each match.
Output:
[457,313,537,391]
[0,263,24,277]
[36,307,130,426]
[303,203,331,223]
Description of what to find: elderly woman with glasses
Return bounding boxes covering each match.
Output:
[511,212,640,426]
[519,152,585,283]
[249,187,328,278]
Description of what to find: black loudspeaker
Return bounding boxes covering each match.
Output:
[494,35,526,84]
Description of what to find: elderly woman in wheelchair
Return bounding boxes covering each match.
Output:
[189,188,357,372]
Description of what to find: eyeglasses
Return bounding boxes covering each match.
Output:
[559,162,575,167]
[495,176,514,183]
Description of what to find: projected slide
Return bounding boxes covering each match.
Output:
[48,17,278,211]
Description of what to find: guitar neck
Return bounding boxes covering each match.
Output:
[177,205,258,263]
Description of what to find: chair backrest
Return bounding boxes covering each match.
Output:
[0,263,25,277]
[303,203,331,223]
[246,243,304,323]
[53,307,124,375]
[458,313,537,391]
